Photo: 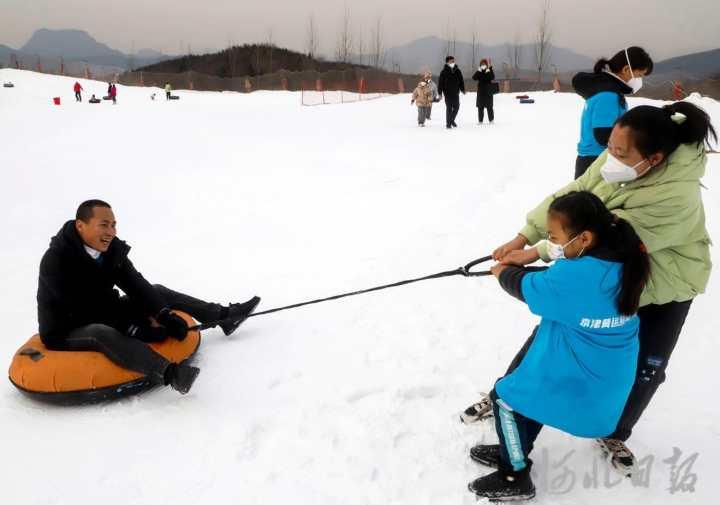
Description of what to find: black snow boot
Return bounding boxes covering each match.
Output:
[470,444,500,468]
[468,467,535,502]
[218,296,261,336]
[165,361,201,395]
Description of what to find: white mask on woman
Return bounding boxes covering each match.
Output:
[624,48,643,94]
[448,62,455,68]
[600,152,649,183]
[480,65,487,71]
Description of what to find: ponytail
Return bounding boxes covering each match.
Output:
[611,219,650,316]
[617,102,717,159]
[593,58,611,74]
[593,47,653,75]
[664,101,718,146]
[549,191,650,316]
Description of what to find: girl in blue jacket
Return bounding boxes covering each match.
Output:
[572,47,653,179]
[468,191,650,501]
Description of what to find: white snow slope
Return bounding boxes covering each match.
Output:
[1,69,719,505]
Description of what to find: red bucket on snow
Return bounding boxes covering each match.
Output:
[52,97,61,105]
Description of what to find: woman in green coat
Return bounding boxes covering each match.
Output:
[474,101,715,477]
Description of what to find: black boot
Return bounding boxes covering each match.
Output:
[164,361,201,394]
[468,467,535,502]
[470,444,500,468]
[218,296,261,336]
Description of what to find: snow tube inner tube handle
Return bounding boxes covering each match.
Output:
[460,256,493,277]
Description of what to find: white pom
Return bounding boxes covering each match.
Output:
[671,112,687,125]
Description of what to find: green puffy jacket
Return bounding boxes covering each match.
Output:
[519,143,712,307]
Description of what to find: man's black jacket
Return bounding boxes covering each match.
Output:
[438,64,465,97]
[37,220,165,345]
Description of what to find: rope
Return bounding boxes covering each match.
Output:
[190,256,493,331]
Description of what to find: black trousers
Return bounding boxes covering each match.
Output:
[44,284,224,382]
[575,155,598,179]
[75,92,82,102]
[445,94,460,126]
[491,389,541,473]
[166,91,171,100]
[477,95,494,123]
[503,301,693,441]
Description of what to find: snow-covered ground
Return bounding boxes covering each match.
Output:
[1,69,718,505]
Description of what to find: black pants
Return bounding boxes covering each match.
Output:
[75,92,82,102]
[575,155,598,179]
[477,95,494,123]
[491,389,541,473]
[504,301,693,441]
[445,94,460,126]
[44,284,224,382]
[166,91,171,100]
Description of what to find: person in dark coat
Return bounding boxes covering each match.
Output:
[437,55,466,129]
[472,58,496,124]
[37,200,261,394]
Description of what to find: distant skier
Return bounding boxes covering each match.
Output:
[411,80,433,127]
[36,199,261,395]
[571,47,654,179]
[109,83,117,104]
[73,81,83,102]
[468,191,649,501]
[422,71,439,120]
[437,56,465,129]
[472,59,496,124]
[165,82,172,100]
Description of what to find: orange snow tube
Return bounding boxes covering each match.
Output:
[8,311,201,405]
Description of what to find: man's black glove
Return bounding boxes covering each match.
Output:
[156,308,189,341]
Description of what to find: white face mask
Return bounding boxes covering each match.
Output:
[600,152,649,184]
[624,48,643,94]
[480,65,487,71]
[547,236,579,261]
[448,62,455,68]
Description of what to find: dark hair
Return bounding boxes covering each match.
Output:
[549,191,650,316]
[445,56,455,63]
[593,46,653,76]
[617,101,717,159]
[76,199,112,223]
[479,58,489,66]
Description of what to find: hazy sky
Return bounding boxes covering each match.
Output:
[1,0,718,60]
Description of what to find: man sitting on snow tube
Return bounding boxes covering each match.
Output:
[37,200,261,394]
[89,94,101,104]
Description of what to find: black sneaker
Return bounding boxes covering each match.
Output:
[468,468,535,502]
[167,362,200,395]
[218,296,261,336]
[596,438,637,477]
[446,124,452,129]
[460,393,494,424]
[451,121,458,127]
[470,444,500,468]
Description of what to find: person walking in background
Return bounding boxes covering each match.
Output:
[73,81,83,102]
[472,59,496,124]
[423,71,439,121]
[165,82,172,100]
[572,47,654,179]
[411,80,433,127]
[109,83,117,105]
[438,56,466,129]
